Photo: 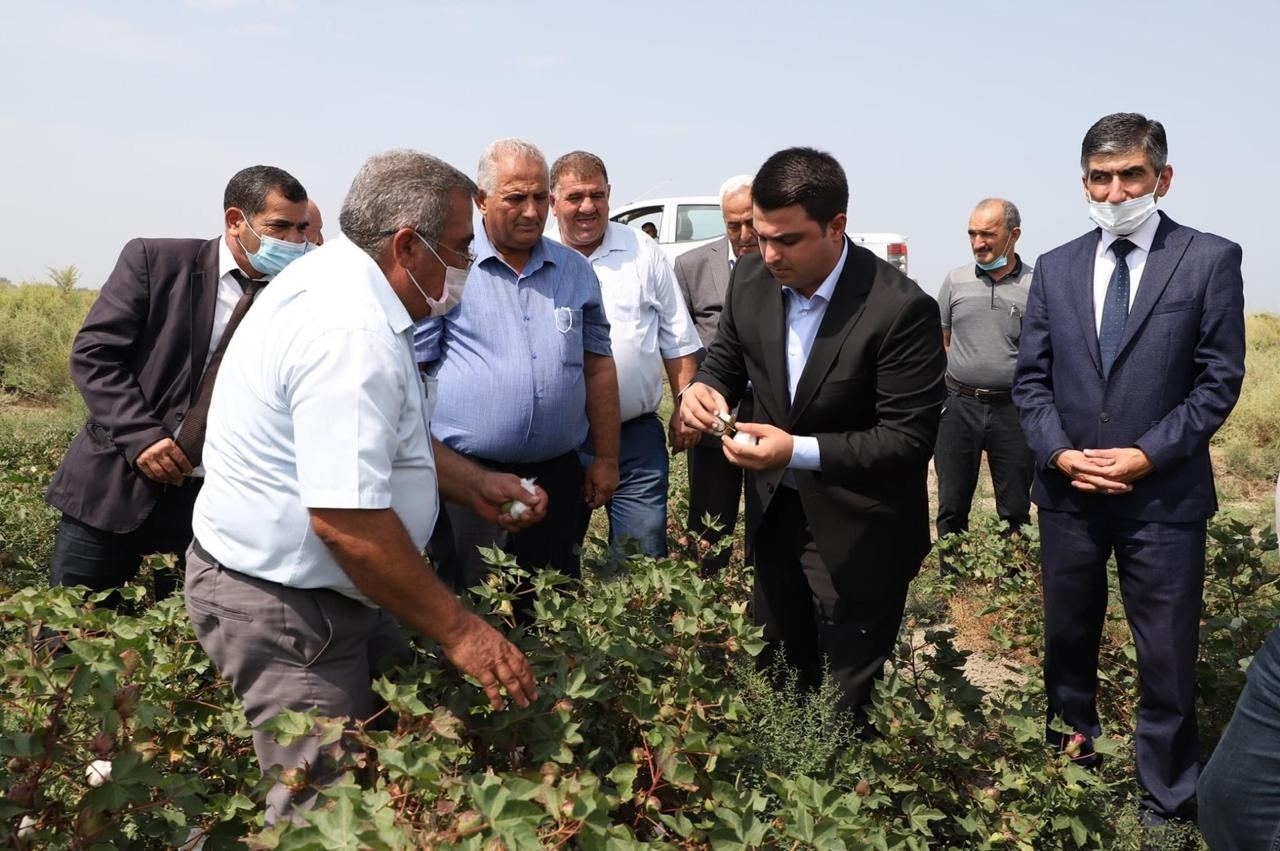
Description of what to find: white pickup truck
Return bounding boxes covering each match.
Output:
[609,196,909,275]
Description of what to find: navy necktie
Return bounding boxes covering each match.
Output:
[1098,238,1136,378]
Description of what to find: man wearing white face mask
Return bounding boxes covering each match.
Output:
[45,165,313,606]
[933,198,1035,567]
[187,150,542,823]
[1012,113,1246,839]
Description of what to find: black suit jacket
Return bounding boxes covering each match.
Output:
[695,239,947,577]
[1013,212,1246,522]
[47,237,222,532]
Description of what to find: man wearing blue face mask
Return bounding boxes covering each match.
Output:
[44,165,313,606]
[1013,113,1246,842]
[933,198,1035,568]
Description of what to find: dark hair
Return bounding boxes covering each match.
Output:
[550,150,608,192]
[752,147,848,227]
[1080,113,1168,174]
[223,165,307,216]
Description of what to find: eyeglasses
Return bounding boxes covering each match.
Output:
[380,227,477,269]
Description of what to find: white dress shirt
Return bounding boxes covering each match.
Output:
[1092,209,1161,335]
[783,241,849,473]
[192,236,438,603]
[552,222,701,422]
[178,238,271,477]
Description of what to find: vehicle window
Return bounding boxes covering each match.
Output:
[611,205,664,238]
[675,205,722,242]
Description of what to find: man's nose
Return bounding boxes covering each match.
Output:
[1105,178,1128,203]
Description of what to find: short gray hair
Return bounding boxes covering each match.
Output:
[719,174,753,203]
[339,150,477,256]
[1080,112,1168,174]
[477,138,547,194]
[975,197,1020,231]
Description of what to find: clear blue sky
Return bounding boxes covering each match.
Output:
[1,0,1276,311]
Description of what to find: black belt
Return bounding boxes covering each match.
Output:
[946,376,1012,402]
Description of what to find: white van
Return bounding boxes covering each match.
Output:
[610,196,909,275]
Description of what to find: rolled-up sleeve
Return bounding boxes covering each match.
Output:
[286,328,407,508]
[653,250,702,359]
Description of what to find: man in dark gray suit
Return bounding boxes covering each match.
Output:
[673,174,758,573]
[45,166,313,601]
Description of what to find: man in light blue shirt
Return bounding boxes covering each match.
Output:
[415,139,620,591]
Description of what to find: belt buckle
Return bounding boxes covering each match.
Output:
[974,387,995,400]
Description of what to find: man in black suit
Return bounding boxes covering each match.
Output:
[1013,113,1245,835]
[679,147,946,713]
[45,166,312,600]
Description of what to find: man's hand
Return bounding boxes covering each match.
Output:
[470,472,549,531]
[1055,449,1133,494]
[437,612,537,710]
[1082,448,1154,484]
[583,456,619,509]
[136,437,193,485]
[679,382,730,434]
[667,409,699,452]
[720,422,794,471]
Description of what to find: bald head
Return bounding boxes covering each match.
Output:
[307,199,324,246]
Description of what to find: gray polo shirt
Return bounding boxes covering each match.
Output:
[938,257,1033,390]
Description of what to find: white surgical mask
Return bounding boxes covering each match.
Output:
[405,234,468,317]
[1088,188,1159,235]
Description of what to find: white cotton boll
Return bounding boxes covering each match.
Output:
[731,431,759,446]
[85,759,112,787]
[501,477,539,518]
[17,815,36,839]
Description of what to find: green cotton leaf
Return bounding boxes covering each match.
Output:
[607,762,638,792]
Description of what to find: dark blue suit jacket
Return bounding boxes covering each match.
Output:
[1012,212,1245,522]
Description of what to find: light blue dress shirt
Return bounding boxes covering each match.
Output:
[783,241,849,473]
[413,225,612,463]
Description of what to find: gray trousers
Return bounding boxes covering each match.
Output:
[185,542,410,824]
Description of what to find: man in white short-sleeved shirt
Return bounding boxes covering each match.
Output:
[548,150,702,558]
[186,150,543,824]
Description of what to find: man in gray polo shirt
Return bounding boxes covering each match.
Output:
[934,198,1034,565]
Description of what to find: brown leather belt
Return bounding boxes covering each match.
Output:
[946,376,1013,403]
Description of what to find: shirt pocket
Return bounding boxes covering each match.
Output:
[554,307,585,367]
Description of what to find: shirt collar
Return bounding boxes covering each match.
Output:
[218,234,270,282]
[1099,208,1161,255]
[784,239,848,307]
[334,235,414,334]
[974,253,1024,282]
[476,220,554,275]
[588,221,630,261]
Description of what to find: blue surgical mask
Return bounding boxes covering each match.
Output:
[237,218,308,277]
[975,233,1014,272]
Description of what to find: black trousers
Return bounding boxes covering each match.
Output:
[752,487,911,715]
[48,478,201,602]
[934,391,1033,540]
[686,441,744,574]
[430,450,589,593]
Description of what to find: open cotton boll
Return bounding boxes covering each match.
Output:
[501,477,539,518]
[85,759,112,787]
[17,815,36,839]
[731,430,759,446]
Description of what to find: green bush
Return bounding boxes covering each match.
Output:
[1213,313,1280,483]
[0,282,95,403]
[12,530,1277,849]
[0,411,80,592]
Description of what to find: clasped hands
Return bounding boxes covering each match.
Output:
[678,382,794,471]
[1055,447,1154,494]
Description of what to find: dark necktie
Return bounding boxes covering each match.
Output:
[1098,238,1136,378]
[178,270,262,467]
